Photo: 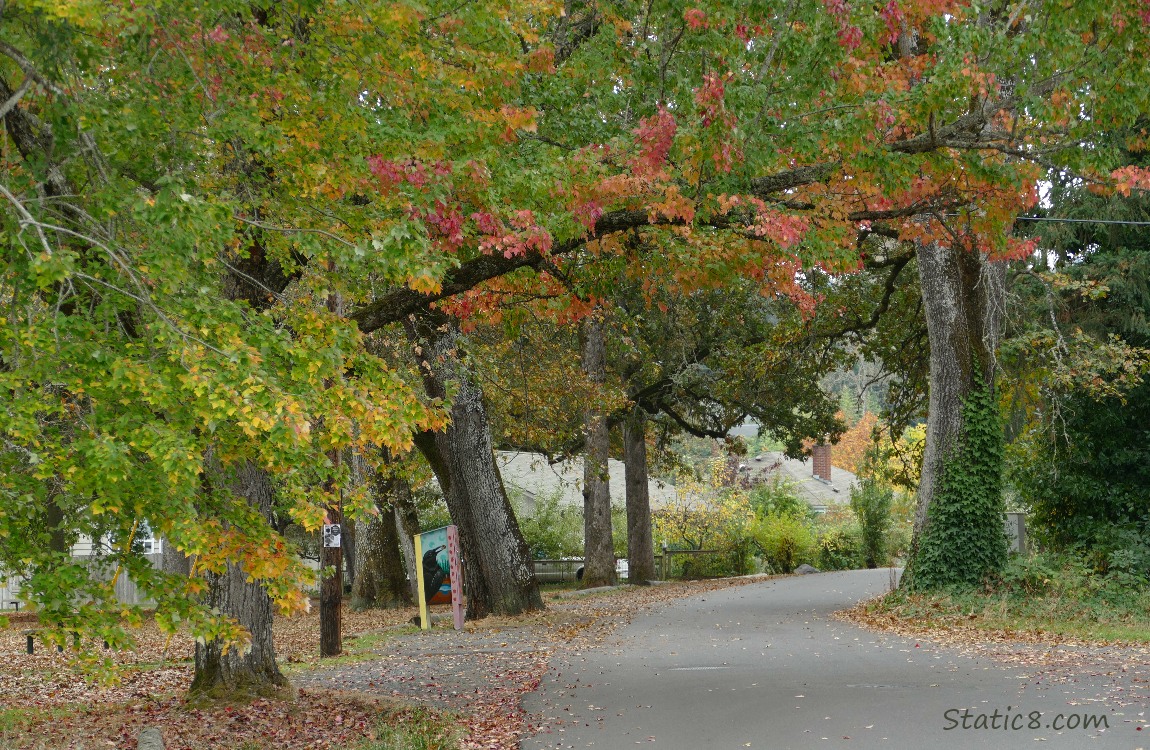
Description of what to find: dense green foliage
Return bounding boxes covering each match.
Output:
[850,479,893,569]
[1004,150,1150,581]
[513,490,584,559]
[749,479,814,521]
[908,384,1008,590]
[1015,380,1150,573]
[512,489,628,559]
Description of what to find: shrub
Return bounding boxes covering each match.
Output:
[998,551,1065,595]
[850,479,893,568]
[750,477,813,520]
[753,511,816,573]
[611,502,628,558]
[512,489,583,558]
[670,546,751,578]
[817,523,864,571]
[884,517,913,565]
[654,460,755,553]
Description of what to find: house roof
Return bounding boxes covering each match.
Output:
[739,451,858,511]
[495,450,678,511]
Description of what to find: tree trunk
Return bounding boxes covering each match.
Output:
[191,461,288,699]
[407,311,543,618]
[393,485,421,603]
[351,474,413,610]
[320,289,344,658]
[161,541,191,577]
[623,408,656,584]
[906,241,1007,587]
[45,490,70,555]
[581,315,617,588]
[341,517,357,591]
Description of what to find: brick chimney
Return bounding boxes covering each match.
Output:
[811,443,832,482]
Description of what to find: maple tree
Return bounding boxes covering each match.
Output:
[0,0,537,687]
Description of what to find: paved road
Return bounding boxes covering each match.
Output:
[521,570,1147,749]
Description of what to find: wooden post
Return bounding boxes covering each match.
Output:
[320,500,343,656]
[320,282,343,658]
[447,525,464,630]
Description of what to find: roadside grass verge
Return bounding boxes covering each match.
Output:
[0,690,458,750]
[848,553,1150,645]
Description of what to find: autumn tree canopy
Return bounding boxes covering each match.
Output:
[4,0,1150,664]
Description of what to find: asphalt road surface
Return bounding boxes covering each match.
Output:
[521,569,1147,750]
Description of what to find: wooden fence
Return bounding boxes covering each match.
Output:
[0,553,164,612]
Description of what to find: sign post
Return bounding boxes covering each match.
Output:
[446,525,464,630]
[413,525,463,631]
[319,512,342,657]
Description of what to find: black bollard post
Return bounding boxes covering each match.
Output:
[26,635,33,654]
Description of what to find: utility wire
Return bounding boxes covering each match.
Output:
[942,213,1150,227]
[1014,216,1150,226]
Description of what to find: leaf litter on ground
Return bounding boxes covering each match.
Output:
[0,576,777,749]
[838,595,1150,709]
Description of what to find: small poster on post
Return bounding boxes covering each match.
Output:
[322,523,341,549]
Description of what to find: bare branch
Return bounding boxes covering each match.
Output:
[0,75,31,121]
[0,41,64,96]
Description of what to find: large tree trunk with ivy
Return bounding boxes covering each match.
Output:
[905,242,1008,589]
[581,315,617,588]
[351,473,413,610]
[407,312,543,618]
[190,461,288,698]
[623,409,656,584]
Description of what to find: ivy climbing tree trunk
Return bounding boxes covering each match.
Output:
[622,408,656,584]
[581,314,617,588]
[906,241,1008,589]
[407,311,543,618]
[190,461,288,698]
[351,473,413,610]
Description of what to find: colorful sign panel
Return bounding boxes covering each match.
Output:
[414,525,464,631]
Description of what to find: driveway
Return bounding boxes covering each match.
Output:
[521,569,1147,749]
